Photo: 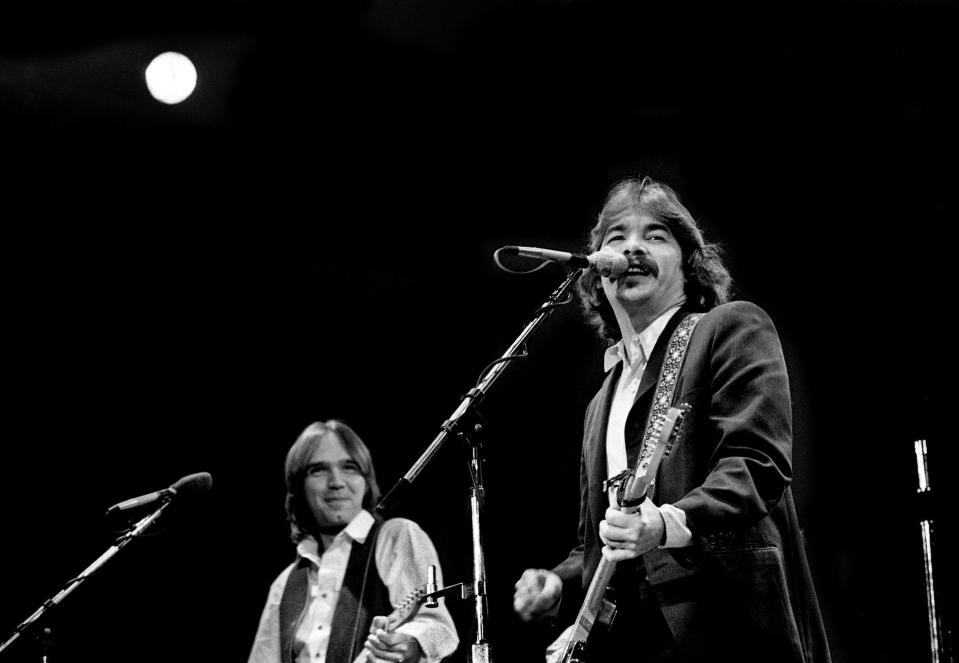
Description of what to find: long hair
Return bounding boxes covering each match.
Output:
[284,420,382,543]
[577,176,732,342]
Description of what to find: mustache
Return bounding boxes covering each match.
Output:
[634,256,658,276]
[610,255,658,279]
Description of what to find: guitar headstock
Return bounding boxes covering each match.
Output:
[385,585,429,631]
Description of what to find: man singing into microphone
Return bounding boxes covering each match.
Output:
[248,420,459,663]
[512,176,831,662]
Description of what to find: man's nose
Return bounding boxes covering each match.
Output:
[327,469,346,488]
[622,233,647,255]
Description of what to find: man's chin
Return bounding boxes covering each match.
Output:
[313,507,351,528]
[616,288,653,306]
[324,506,362,525]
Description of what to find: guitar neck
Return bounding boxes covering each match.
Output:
[561,406,688,662]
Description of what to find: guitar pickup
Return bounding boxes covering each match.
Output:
[597,597,618,628]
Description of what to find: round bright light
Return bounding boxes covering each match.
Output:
[145,51,197,105]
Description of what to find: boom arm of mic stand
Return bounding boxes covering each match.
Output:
[0,500,173,657]
[376,267,584,514]
[377,267,583,663]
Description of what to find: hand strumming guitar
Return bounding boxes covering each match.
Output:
[513,568,563,622]
[362,616,422,663]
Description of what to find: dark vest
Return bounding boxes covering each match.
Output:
[278,519,392,663]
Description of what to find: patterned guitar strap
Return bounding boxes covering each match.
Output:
[605,312,704,506]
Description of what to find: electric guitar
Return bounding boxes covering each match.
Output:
[549,405,689,663]
[351,584,431,663]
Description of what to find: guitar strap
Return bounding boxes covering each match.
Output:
[606,312,704,507]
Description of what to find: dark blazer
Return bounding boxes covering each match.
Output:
[552,301,831,663]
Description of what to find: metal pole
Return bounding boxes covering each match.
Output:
[914,438,943,663]
[470,484,490,663]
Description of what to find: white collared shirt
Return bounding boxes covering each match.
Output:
[604,305,692,548]
[292,513,370,661]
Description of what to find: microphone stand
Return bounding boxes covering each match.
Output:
[376,266,584,663]
[0,499,174,659]
[913,438,950,663]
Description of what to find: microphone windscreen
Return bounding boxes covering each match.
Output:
[590,250,628,277]
[172,472,213,493]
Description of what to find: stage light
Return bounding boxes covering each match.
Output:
[145,51,197,104]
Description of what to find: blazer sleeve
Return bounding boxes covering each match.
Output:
[550,401,597,617]
[551,446,587,577]
[672,301,794,536]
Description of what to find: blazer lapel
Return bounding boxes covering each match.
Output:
[585,362,620,521]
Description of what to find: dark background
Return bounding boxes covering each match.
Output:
[1,1,956,662]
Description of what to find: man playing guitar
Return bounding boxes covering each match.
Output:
[513,176,831,663]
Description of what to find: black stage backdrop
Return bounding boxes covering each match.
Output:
[1,2,956,663]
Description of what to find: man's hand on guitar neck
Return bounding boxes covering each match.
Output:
[362,616,423,663]
[599,497,667,562]
[513,568,563,622]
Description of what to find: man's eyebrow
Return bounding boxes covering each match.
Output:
[645,220,672,233]
[306,459,359,470]
[603,221,627,236]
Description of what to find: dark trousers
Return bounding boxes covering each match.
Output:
[596,575,675,663]
[599,567,805,663]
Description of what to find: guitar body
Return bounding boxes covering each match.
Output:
[552,405,688,663]
[555,587,619,663]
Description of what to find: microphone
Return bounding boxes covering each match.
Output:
[500,246,628,277]
[106,472,213,514]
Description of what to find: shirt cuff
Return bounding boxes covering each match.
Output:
[394,617,455,663]
[658,503,692,548]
